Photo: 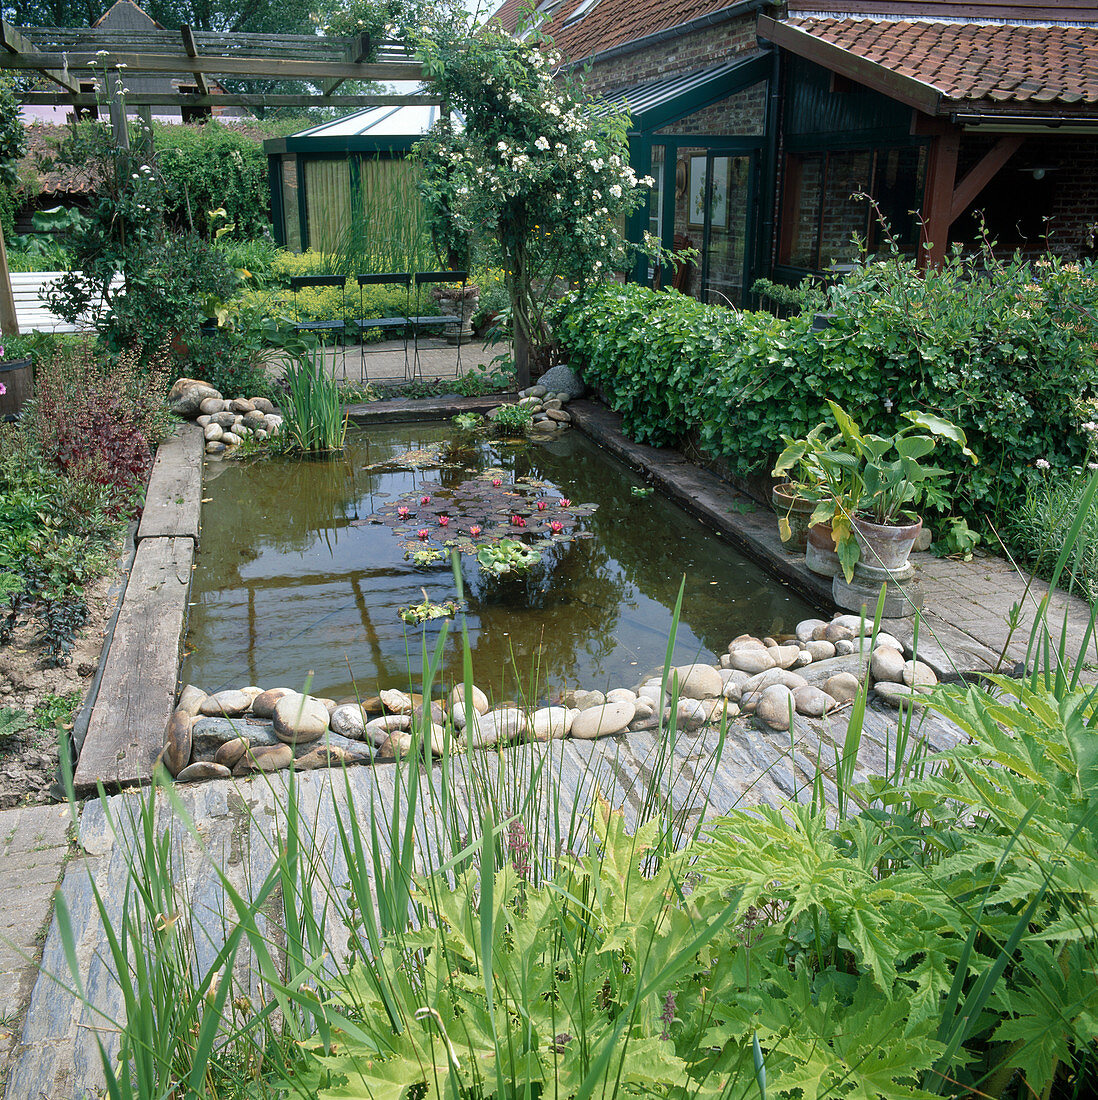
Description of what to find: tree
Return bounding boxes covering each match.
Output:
[415,19,653,387]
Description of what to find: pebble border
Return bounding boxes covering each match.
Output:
[159,611,939,783]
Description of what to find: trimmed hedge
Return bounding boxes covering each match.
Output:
[557,255,1098,526]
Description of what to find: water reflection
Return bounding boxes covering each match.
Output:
[182,423,817,699]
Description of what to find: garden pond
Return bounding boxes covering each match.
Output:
[181,422,817,700]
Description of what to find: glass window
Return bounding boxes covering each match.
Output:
[282,155,301,252]
[780,145,927,272]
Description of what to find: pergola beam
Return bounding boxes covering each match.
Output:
[0,50,422,80]
[0,19,77,91]
[179,24,209,95]
[20,91,440,107]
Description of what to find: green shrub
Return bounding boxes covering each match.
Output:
[153,121,270,239]
[1003,462,1098,600]
[558,251,1098,529]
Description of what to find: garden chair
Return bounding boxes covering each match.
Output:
[354,272,414,383]
[289,274,349,380]
[410,271,468,380]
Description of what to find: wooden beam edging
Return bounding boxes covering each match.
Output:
[73,424,204,793]
[137,422,203,543]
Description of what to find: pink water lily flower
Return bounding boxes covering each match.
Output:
[492,478,503,487]
[417,528,430,539]
[549,520,564,534]
[511,515,526,527]
[438,515,450,526]
[536,500,547,511]
[397,505,410,518]
[558,498,571,508]
[469,525,482,537]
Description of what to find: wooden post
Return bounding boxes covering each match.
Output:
[0,230,19,336]
[108,72,129,150]
[918,120,960,268]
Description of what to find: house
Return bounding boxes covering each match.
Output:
[491,0,1098,303]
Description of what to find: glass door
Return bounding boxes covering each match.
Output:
[699,152,754,307]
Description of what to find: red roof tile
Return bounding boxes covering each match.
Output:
[490,0,735,62]
[784,17,1098,108]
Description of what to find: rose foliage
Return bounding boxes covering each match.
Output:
[415,19,653,383]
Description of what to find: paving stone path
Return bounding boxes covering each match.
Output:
[2,704,964,1098]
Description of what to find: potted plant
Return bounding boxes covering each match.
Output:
[773,400,976,582]
[771,423,828,557]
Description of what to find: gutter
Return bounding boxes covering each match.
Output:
[951,111,1098,131]
[563,0,775,72]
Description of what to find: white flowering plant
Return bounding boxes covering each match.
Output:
[415,19,656,384]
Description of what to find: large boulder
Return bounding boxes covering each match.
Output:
[536,364,584,399]
[168,377,222,418]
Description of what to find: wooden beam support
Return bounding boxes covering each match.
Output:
[180,24,209,95]
[948,133,1025,225]
[0,50,422,80]
[920,125,961,267]
[19,90,440,108]
[0,19,77,91]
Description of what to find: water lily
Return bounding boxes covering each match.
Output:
[469,525,482,537]
[418,528,430,539]
[558,498,571,507]
[511,514,526,527]
[421,495,431,505]
[438,515,450,526]
[549,520,564,534]
[492,478,503,487]
[397,505,410,518]
[536,500,547,511]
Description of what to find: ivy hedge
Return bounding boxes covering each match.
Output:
[557,253,1098,526]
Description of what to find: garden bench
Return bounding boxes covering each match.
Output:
[7,270,120,334]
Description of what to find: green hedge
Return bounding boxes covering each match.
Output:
[558,254,1098,525]
[154,122,270,239]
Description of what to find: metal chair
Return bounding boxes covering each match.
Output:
[410,270,468,380]
[289,274,348,379]
[354,272,413,382]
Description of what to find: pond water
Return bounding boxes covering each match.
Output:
[182,422,817,700]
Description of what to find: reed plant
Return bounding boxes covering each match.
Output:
[316,158,437,277]
[277,344,348,454]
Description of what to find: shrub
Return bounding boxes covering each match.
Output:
[184,332,274,402]
[558,251,1098,529]
[0,423,123,664]
[1003,461,1098,600]
[153,121,270,239]
[31,344,173,506]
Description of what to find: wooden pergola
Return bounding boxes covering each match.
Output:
[0,20,441,331]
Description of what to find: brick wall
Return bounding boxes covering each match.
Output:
[653,82,766,137]
[576,16,759,97]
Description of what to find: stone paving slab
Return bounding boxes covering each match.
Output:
[0,803,73,1096]
[136,422,203,544]
[569,401,1095,680]
[5,701,965,1099]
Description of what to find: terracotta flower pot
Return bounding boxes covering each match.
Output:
[851,515,922,572]
[805,520,841,577]
[771,483,816,554]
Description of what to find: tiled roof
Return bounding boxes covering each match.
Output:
[784,17,1098,108]
[489,0,735,62]
[19,124,98,195]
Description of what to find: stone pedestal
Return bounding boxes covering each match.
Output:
[832,560,923,619]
